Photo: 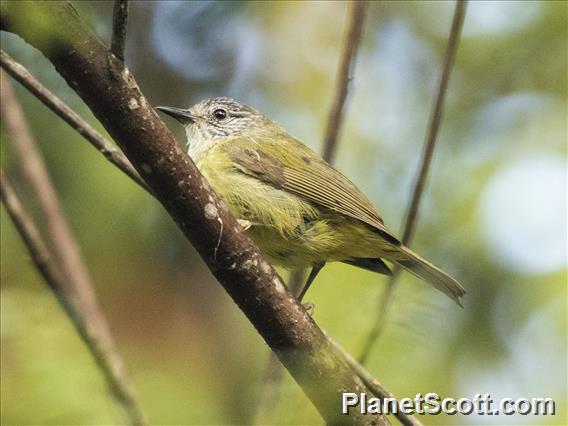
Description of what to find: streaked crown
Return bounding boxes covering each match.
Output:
[189,97,279,139]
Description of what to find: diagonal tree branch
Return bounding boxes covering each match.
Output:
[4,50,396,426]
[0,170,146,426]
[3,49,401,424]
[358,0,468,364]
[0,50,149,192]
[0,71,146,426]
[0,2,387,423]
[111,0,129,62]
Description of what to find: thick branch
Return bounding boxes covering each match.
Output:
[358,0,468,364]
[111,0,129,62]
[0,50,149,192]
[322,0,368,164]
[0,171,146,426]
[0,2,386,423]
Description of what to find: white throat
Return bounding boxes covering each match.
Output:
[185,125,217,164]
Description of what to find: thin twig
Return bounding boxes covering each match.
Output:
[111,0,129,62]
[0,50,149,193]
[327,334,424,426]
[0,74,146,426]
[1,70,94,310]
[322,0,368,164]
[401,1,468,246]
[0,171,146,426]
[358,0,468,364]
[256,1,368,421]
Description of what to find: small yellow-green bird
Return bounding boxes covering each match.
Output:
[157,97,465,306]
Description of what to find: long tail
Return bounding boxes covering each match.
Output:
[393,245,465,307]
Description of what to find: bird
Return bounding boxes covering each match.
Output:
[157,97,465,306]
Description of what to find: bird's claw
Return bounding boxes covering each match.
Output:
[237,219,252,231]
[302,301,315,316]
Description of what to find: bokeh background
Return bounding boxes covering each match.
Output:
[1,1,566,425]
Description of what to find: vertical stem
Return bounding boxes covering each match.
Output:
[256,1,368,421]
[322,0,368,164]
[358,0,468,364]
[401,0,468,245]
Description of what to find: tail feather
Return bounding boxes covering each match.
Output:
[343,258,393,276]
[394,246,465,307]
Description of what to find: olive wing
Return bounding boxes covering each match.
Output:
[222,134,400,245]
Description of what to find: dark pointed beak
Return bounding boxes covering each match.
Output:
[156,106,195,124]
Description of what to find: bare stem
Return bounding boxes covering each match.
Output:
[322,0,368,164]
[0,171,146,426]
[401,0,468,245]
[256,1,368,420]
[0,50,149,192]
[111,0,129,62]
[358,0,468,364]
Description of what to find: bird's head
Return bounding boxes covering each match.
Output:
[157,97,280,158]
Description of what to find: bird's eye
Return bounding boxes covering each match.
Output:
[213,108,228,120]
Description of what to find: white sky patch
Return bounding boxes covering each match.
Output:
[150,1,260,84]
[462,1,542,37]
[478,154,567,275]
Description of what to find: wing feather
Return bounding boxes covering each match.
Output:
[222,134,400,244]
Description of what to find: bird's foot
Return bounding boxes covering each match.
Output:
[302,301,315,316]
[237,219,253,231]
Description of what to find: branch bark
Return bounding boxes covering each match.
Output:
[0,171,146,426]
[358,0,468,364]
[0,2,387,423]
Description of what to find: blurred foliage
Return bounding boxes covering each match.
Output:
[1,1,566,425]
